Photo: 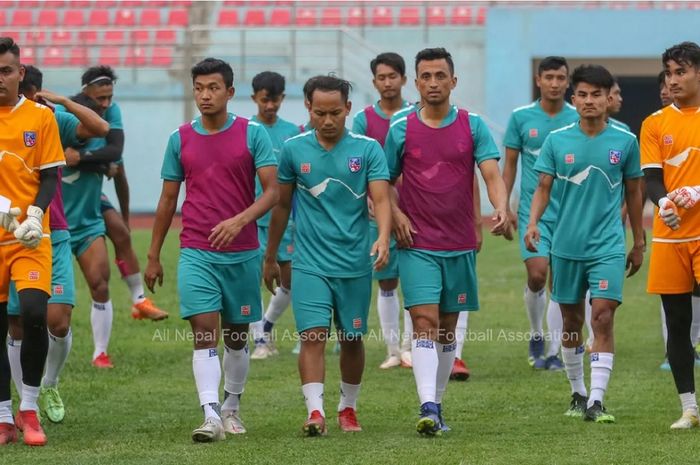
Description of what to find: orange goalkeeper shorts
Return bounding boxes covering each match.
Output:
[0,239,52,302]
[647,240,700,294]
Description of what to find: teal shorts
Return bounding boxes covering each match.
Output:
[8,232,76,315]
[370,221,399,281]
[291,269,372,337]
[70,224,106,258]
[100,193,115,213]
[399,249,479,312]
[177,250,262,324]
[551,254,625,304]
[518,216,554,261]
[258,225,294,262]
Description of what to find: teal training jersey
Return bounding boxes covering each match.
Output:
[534,121,643,260]
[503,100,579,223]
[278,129,389,277]
[61,137,106,237]
[609,117,631,132]
[55,111,82,149]
[251,115,301,227]
[351,99,411,135]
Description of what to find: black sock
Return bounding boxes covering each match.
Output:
[0,303,11,402]
[18,289,49,388]
[662,293,695,394]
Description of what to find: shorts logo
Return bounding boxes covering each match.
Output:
[599,280,608,290]
[663,134,673,145]
[23,131,37,147]
[208,348,218,357]
[457,293,467,304]
[53,285,64,295]
[352,318,362,329]
[301,163,311,174]
[286,244,294,254]
[28,271,40,281]
[348,157,362,173]
[529,128,538,138]
[565,153,575,164]
[609,150,621,165]
[241,305,251,316]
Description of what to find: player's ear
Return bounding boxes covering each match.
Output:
[228,86,235,100]
[345,99,352,115]
[401,75,407,86]
[280,93,286,103]
[451,75,457,89]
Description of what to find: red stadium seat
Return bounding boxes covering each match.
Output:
[88,10,110,27]
[122,0,143,7]
[63,9,86,27]
[320,7,341,26]
[67,1,93,7]
[25,31,46,45]
[346,7,366,26]
[143,0,169,6]
[0,1,14,9]
[371,6,393,26]
[398,7,421,26]
[11,10,33,27]
[140,9,162,26]
[98,47,121,66]
[295,8,317,26]
[131,30,151,43]
[125,46,148,66]
[100,1,118,8]
[20,1,40,7]
[270,8,291,26]
[104,30,125,44]
[155,29,176,44]
[167,8,189,27]
[451,6,472,25]
[243,9,266,26]
[115,9,136,27]
[69,47,89,66]
[51,30,74,45]
[37,10,59,27]
[218,9,240,26]
[44,0,65,6]
[476,7,487,25]
[43,47,65,67]
[0,11,6,27]
[21,47,36,65]
[1,31,21,42]
[151,47,173,67]
[427,6,447,26]
[223,0,245,5]
[170,0,192,6]
[79,30,99,44]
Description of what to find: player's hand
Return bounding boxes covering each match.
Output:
[668,186,700,209]
[64,147,80,167]
[626,244,644,278]
[392,209,416,248]
[475,223,483,253]
[144,257,163,293]
[370,236,390,271]
[506,209,518,231]
[263,258,281,294]
[367,197,375,220]
[0,207,22,233]
[13,206,44,249]
[524,223,540,252]
[490,209,512,240]
[209,214,246,249]
[106,162,119,179]
[658,197,681,230]
[34,90,67,106]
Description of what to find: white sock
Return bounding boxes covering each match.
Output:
[588,352,614,407]
[91,300,113,360]
[661,302,669,349]
[264,286,291,324]
[222,345,249,412]
[584,291,594,347]
[125,273,146,305]
[455,312,468,360]
[192,348,221,420]
[7,337,22,397]
[0,400,13,424]
[524,287,546,336]
[378,288,401,356]
[338,382,361,411]
[412,338,438,404]
[19,384,40,412]
[691,296,700,346]
[250,319,264,343]
[402,309,413,352]
[561,346,587,396]
[302,382,325,417]
[680,392,698,413]
[545,299,562,358]
[435,341,457,404]
[42,329,72,388]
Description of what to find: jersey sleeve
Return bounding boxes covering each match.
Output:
[160,130,184,181]
[38,109,66,170]
[366,140,390,182]
[384,118,407,181]
[623,137,644,179]
[534,135,556,177]
[277,142,296,184]
[640,114,662,169]
[470,115,501,164]
[502,111,522,150]
[247,122,277,170]
[106,103,124,130]
[55,111,82,149]
[351,110,368,135]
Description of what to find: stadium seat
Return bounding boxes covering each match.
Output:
[476,7,487,25]
[99,1,117,7]
[88,10,110,27]
[68,47,88,66]
[51,30,74,45]
[223,0,245,6]
[43,47,65,67]
[244,9,266,26]
[37,10,59,27]
[11,10,33,27]
[25,31,45,45]
[67,1,93,7]
[0,1,14,9]
[427,6,447,25]
[21,47,36,65]
[104,30,125,44]
[125,46,147,66]
[151,47,173,67]
[155,29,176,44]
[131,30,151,44]
[122,0,144,7]
[218,9,240,26]
[140,9,162,26]
[167,8,189,27]
[63,9,86,27]
[371,6,393,26]
[144,0,169,6]
[98,47,121,66]
[320,7,342,26]
[43,0,65,6]
[20,1,40,7]
[398,7,421,26]
[270,8,291,26]
[1,31,21,42]
[451,6,472,25]
[249,0,273,5]
[171,0,192,6]
[79,30,99,44]
[295,8,317,26]
[115,9,136,27]
[0,11,6,27]
[346,7,366,26]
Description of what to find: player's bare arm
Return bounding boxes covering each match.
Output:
[624,177,645,277]
[388,183,415,248]
[263,182,294,293]
[145,180,181,292]
[37,90,109,140]
[502,146,521,229]
[478,158,511,239]
[473,172,483,252]
[525,173,553,252]
[368,179,391,271]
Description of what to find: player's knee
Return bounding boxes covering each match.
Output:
[526,273,547,292]
[562,312,584,333]
[88,279,110,300]
[378,279,398,292]
[19,290,48,327]
[111,230,133,253]
[591,308,615,333]
[7,316,23,340]
[49,320,70,338]
[412,314,438,337]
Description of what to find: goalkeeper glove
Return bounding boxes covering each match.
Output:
[668,186,700,209]
[0,207,21,233]
[658,197,681,230]
[14,205,44,249]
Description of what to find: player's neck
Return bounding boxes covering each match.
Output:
[420,101,451,128]
[539,98,564,116]
[674,93,700,109]
[378,95,404,116]
[257,112,277,125]
[316,131,344,151]
[0,94,20,107]
[579,116,607,137]
[200,111,229,133]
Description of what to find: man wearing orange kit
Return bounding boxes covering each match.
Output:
[0,37,65,447]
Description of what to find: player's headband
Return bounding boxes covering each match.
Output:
[82,76,114,89]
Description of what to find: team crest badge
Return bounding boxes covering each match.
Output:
[565,153,575,164]
[609,150,621,165]
[301,163,311,174]
[529,128,538,138]
[599,280,609,291]
[53,285,64,296]
[28,271,40,281]
[352,318,362,329]
[241,305,251,316]
[23,131,36,147]
[457,293,467,304]
[663,134,674,145]
[348,157,362,173]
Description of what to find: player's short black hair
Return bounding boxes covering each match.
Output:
[191,57,234,88]
[370,52,406,77]
[657,70,667,87]
[71,92,103,114]
[571,65,614,91]
[304,75,352,104]
[537,56,569,75]
[81,65,117,88]
[0,36,20,59]
[663,41,700,69]
[251,71,285,98]
[19,65,42,94]
[415,47,454,75]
